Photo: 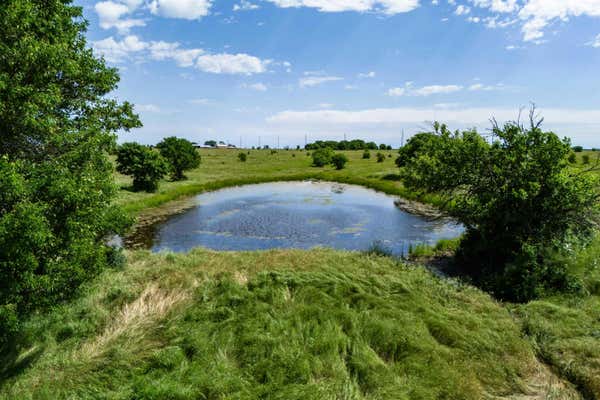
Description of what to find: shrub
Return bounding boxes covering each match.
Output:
[156,137,201,180]
[568,153,577,164]
[238,152,247,162]
[311,148,334,167]
[376,152,386,163]
[400,111,599,301]
[116,143,169,192]
[582,154,590,164]
[362,150,371,159]
[331,153,348,170]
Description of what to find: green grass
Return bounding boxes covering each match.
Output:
[0,249,578,399]
[115,149,444,215]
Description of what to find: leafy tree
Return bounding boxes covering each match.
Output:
[156,137,201,180]
[116,143,168,192]
[331,153,348,170]
[311,148,334,167]
[0,0,139,344]
[399,111,599,301]
[204,140,217,147]
[376,152,386,163]
[396,130,444,168]
[362,150,371,159]
[238,152,247,162]
[573,146,584,152]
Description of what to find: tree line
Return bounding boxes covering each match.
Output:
[305,140,392,151]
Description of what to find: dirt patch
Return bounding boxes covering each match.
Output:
[394,197,445,219]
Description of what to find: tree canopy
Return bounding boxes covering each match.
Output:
[157,137,201,180]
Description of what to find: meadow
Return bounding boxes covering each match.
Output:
[1,149,599,399]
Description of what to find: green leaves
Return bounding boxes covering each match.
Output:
[116,142,169,192]
[399,116,599,301]
[157,137,201,180]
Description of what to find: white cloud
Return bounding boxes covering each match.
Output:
[455,5,471,15]
[95,1,145,34]
[468,83,504,91]
[388,82,463,96]
[299,76,343,88]
[148,0,212,19]
[588,33,600,48]
[233,0,260,11]
[92,35,148,62]
[267,106,600,128]
[137,104,161,112]
[242,82,268,91]
[263,0,420,15]
[92,35,272,75]
[196,53,270,74]
[469,0,518,13]
[358,71,376,78]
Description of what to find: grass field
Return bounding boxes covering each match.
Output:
[1,149,599,399]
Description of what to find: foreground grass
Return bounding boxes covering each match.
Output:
[115,149,444,215]
[0,249,578,399]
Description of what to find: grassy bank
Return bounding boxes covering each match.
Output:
[115,149,444,215]
[0,249,579,399]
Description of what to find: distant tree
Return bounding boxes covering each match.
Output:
[331,153,348,170]
[116,143,168,192]
[379,144,387,150]
[296,145,301,150]
[362,150,371,159]
[386,145,393,150]
[573,146,584,152]
[204,140,217,147]
[238,152,247,162]
[376,152,386,163]
[366,142,378,150]
[312,148,334,167]
[157,137,201,180]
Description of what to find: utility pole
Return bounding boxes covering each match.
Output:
[277,136,280,149]
[401,129,405,147]
[305,133,308,148]
[258,136,261,149]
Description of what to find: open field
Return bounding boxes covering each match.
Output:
[114,149,444,216]
[1,149,599,399]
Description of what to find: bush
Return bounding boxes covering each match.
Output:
[573,146,584,152]
[156,137,201,180]
[331,153,348,170]
[582,154,590,164]
[238,152,247,162]
[376,152,386,163]
[400,111,599,301]
[116,143,169,192]
[362,150,371,159]
[568,153,577,164]
[311,148,334,167]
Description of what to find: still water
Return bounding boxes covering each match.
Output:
[127,181,463,256]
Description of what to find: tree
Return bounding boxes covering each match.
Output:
[0,0,139,343]
[399,110,599,301]
[238,152,247,162]
[573,146,584,152]
[204,140,217,147]
[376,152,386,163]
[116,143,168,192]
[311,148,334,167]
[157,137,201,180]
[331,153,348,170]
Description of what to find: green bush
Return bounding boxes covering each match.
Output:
[376,152,386,163]
[568,152,577,164]
[238,152,247,162]
[311,148,334,167]
[400,114,599,301]
[116,143,169,192]
[157,137,201,180]
[331,153,348,170]
[582,154,590,164]
[362,150,371,159]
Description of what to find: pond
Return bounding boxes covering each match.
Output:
[126,181,463,256]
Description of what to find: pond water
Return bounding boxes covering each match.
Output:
[126,181,463,256]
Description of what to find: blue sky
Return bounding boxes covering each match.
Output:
[81,0,600,147]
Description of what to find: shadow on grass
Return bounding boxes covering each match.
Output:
[0,340,44,387]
